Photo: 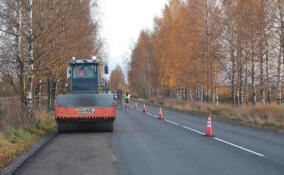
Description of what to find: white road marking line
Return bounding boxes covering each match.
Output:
[214,138,265,157]
[182,126,205,135]
[165,119,179,125]
[135,106,265,158]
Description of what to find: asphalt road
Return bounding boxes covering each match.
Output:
[14,133,117,175]
[15,102,284,175]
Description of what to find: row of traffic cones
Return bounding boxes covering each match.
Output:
[134,103,163,119]
[134,102,213,136]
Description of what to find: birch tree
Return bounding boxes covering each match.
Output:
[0,0,103,112]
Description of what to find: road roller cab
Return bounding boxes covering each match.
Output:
[55,56,115,132]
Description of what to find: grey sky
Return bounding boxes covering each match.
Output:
[96,0,168,75]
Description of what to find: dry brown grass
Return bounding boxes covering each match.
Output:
[0,97,56,169]
[136,97,284,130]
[0,98,24,129]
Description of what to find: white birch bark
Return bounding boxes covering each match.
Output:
[277,0,283,105]
[26,0,34,113]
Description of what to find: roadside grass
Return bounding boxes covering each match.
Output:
[0,98,56,169]
[135,97,284,131]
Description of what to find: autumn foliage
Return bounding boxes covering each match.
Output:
[0,0,104,112]
[129,0,284,106]
[109,65,127,91]
[0,0,103,168]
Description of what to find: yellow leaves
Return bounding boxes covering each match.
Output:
[32,0,99,79]
[153,0,206,89]
[129,0,223,95]
[109,65,126,91]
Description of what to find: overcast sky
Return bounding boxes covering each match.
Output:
[96,0,168,75]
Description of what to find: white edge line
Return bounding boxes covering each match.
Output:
[214,138,265,157]
[136,107,264,158]
[182,126,205,135]
[165,119,179,125]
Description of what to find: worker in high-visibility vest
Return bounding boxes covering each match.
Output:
[124,92,131,108]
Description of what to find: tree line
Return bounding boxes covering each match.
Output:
[0,0,104,113]
[109,65,127,92]
[128,0,284,105]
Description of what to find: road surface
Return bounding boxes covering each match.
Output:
[14,133,117,175]
[15,102,284,175]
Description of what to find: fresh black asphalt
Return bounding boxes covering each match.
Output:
[112,103,284,175]
[14,102,284,175]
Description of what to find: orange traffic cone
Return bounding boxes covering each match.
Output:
[205,115,213,136]
[143,104,146,112]
[158,107,163,119]
[134,102,138,109]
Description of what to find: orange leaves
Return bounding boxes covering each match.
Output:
[109,65,126,91]
[32,0,99,78]
[129,0,223,97]
[153,0,207,89]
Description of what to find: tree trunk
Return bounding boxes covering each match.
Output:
[215,88,219,105]
[195,88,198,101]
[205,90,209,103]
[182,89,185,100]
[26,0,34,114]
[200,89,204,103]
[244,87,248,105]
[188,89,192,101]
[18,59,25,110]
[26,62,33,114]
[210,53,215,104]
[238,39,243,105]
[236,93,239,106]
[231,61,235,106]
[50,78,57,110]
[259,0,265,105]
[239,68,243,105]
[16,0,25,111]
[276,50,282,105]
[229,19,236,106]
[279,0,284,69]
[34,79,41,109]
[277,0,283,105]
[251,43,256,105]
[244,49,248,105]
[47,77,51,111]
[265,51,271,104]
[260,53,265,105]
